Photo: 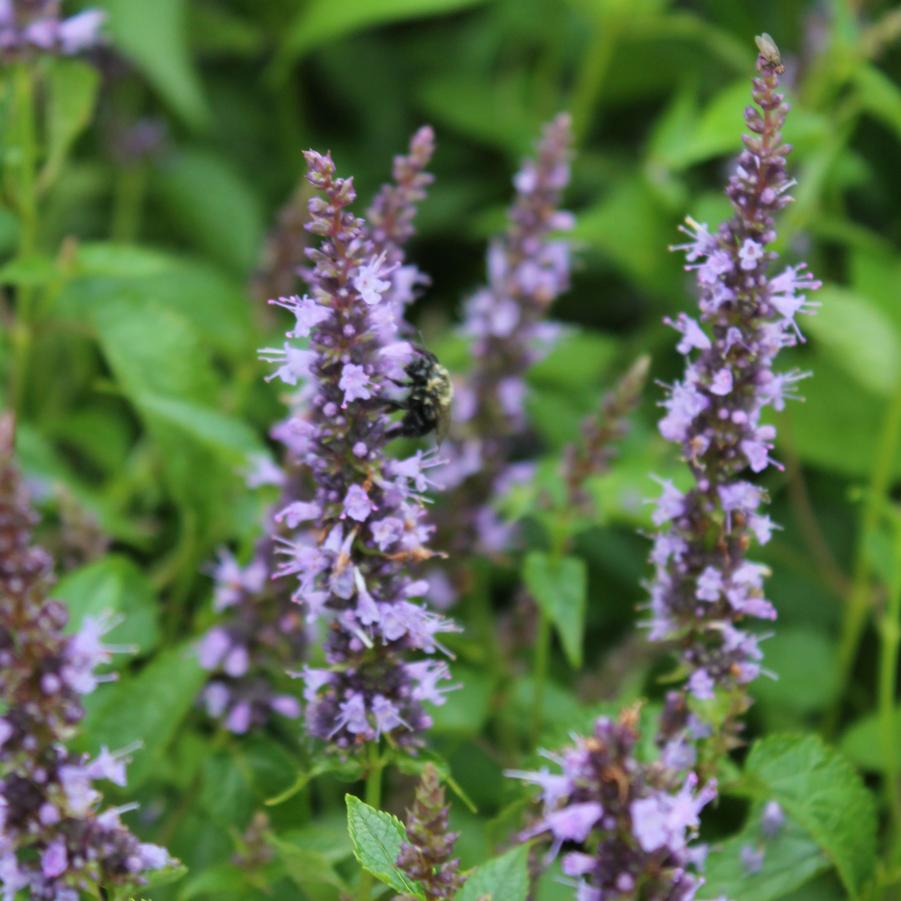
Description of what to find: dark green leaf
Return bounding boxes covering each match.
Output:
[55,555,160,656]
[284,0,489,60]
[96,0,209,127]
[153,150,263,273]
[78,643,206,788]
[523,552,587,668]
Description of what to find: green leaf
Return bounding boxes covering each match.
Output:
[42,58,100,190]
[752,628,840,715]
[55,555,160,656]
[135,393,261,461]
[786,350,901,479]
[806,286,900,398]
[430,665,493,736]
[78,643,206,788]
[704,805,830,901]
[273,838,349,899]
[743,734,877,898]
[840,709,901,772]
[153,149,264,273]
[854,64,901,145]
[284,0,489,61]
[344,794,423,897]
[96,0,209,127]
[523,552,587,668]
[455,845,530,901]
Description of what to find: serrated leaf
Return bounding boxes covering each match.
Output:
[743,734,877,898]
[42,58,100,190]
[96,0,209,127]
[345,795,423,897]
[703,804,830,901]
[55,555,160,656]
[455,845,529,901]
[806,286,900,398]
[523,552,587,668]
[78,644,206,788]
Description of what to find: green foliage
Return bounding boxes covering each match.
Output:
[740,734,878,898]
[455,845,530,901]
[345,794,423,896]
[78,644,206,788]
[524,551,587,668]
[55,554,160,656]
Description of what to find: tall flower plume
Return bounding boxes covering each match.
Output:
[199,129,437,737]
[647,35,820,704]
[439,113,574,566]
[264,147,456,751]
[508,709,715,900]
[0,415,171,898]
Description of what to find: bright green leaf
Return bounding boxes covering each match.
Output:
[743,734,877,898]
[704,804,830,901]
[42,58,100,190]
[752,628,840,715]
[524,552,587,668]
[345,794,423,897]
[455,845,530,901]
[806,286,900,398]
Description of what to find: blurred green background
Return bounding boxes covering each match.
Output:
[4,0,901,897]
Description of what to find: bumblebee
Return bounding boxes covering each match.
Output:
[386,347,454,442]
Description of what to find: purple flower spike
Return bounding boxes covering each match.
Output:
[647,35,820,703]
[0,415,172,898]
[262,144,456,752]
[437,114,573,578]
[200,129,437,739]
[508,709,714,899]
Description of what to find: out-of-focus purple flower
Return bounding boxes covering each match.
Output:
[436,114,573,577]
[0,415,172,898]
[646,37,820,703]
[508,710,714,899]
[0,0,104,58]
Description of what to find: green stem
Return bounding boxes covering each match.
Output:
[110,162,148,243]
[879,515,901,827]
[569,13,624,145]
[10,63,39,415]
[530,608,551,747]
[530,521,570,747]
[830,384,901,732]
[358,743,383,901]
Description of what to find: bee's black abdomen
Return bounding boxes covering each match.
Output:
[385,346,452,441]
